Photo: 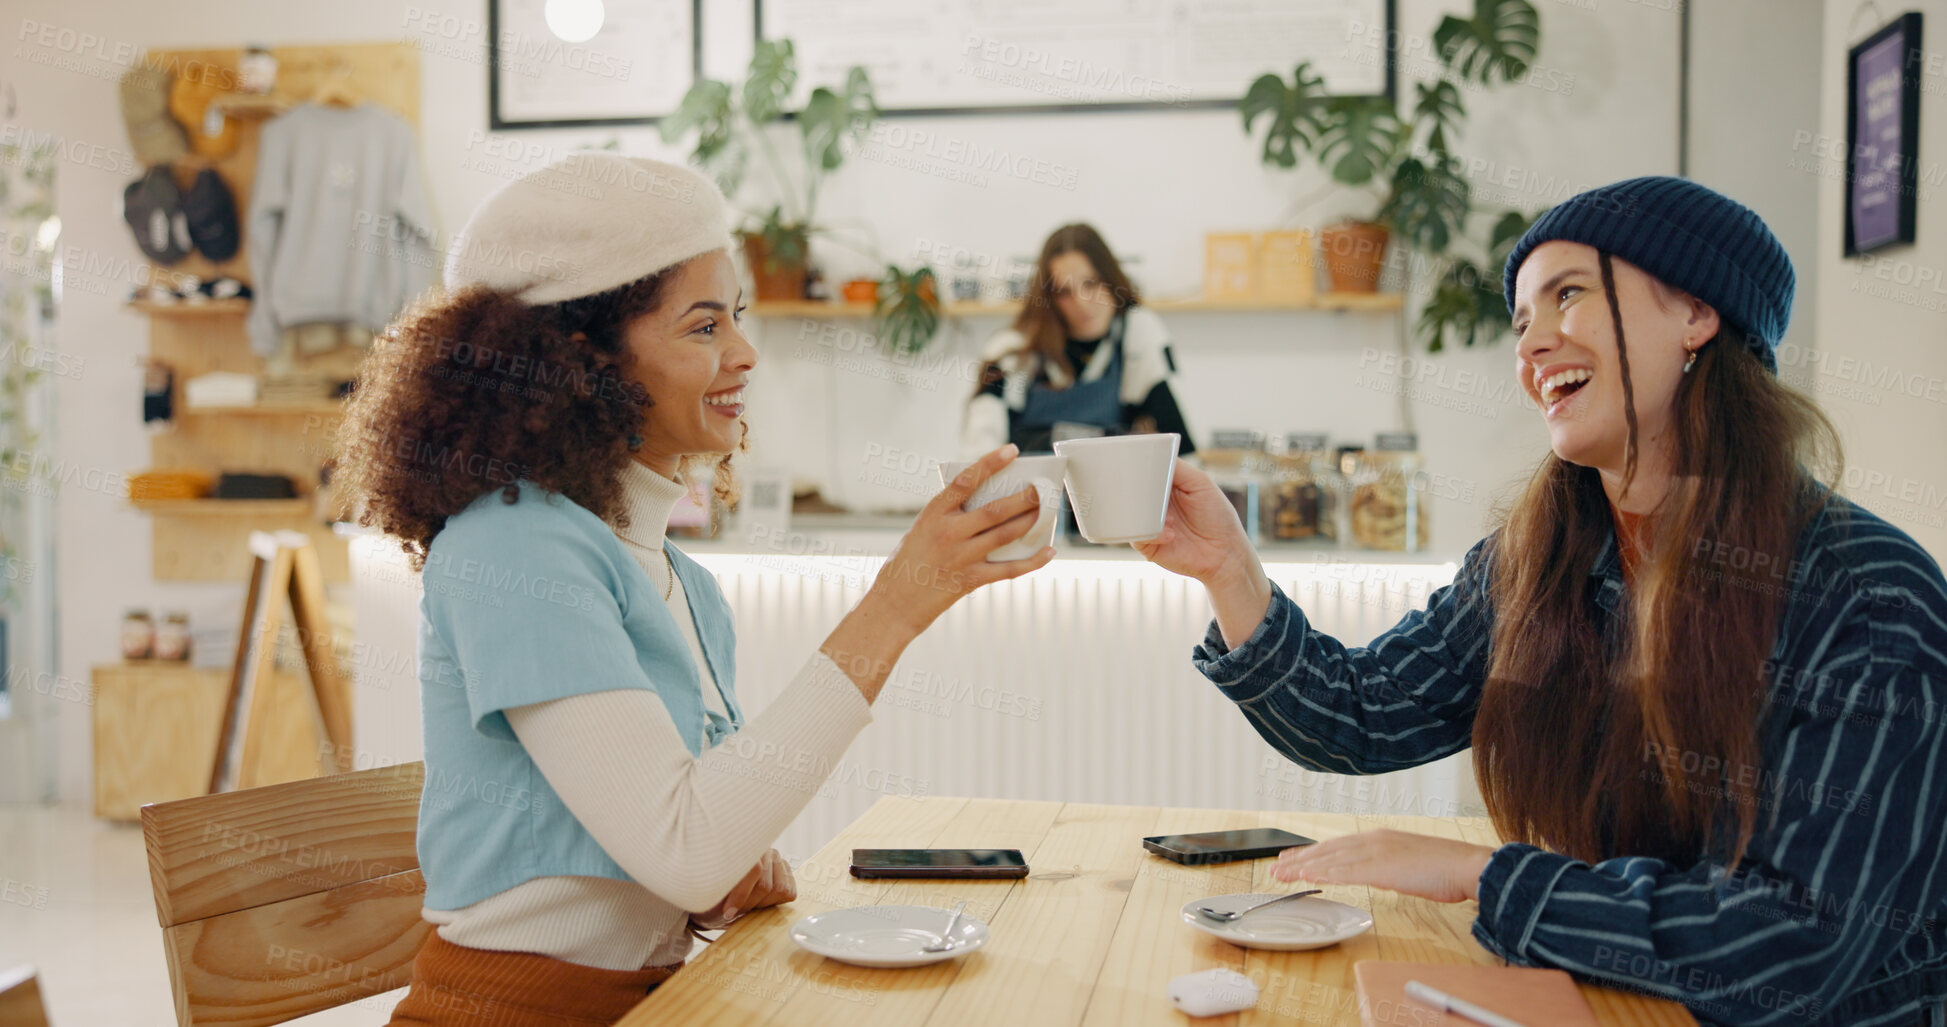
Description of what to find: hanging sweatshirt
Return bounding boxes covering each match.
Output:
[246,102,437,355]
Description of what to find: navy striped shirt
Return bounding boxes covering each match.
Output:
[1193,492,1947,1026]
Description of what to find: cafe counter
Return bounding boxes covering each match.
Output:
[347,524,1479,862]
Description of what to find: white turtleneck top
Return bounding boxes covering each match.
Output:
[422,460,872,969]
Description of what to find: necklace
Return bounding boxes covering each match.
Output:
[662,549,675,602]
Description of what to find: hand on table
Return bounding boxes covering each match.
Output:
[1269,829,1495,904]
[691,848,796,930]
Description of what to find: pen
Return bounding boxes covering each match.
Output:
[1403,980,1531,1027]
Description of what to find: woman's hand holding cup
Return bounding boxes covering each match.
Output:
[1133,460,1273,648]
[871,443,1055,631]
[821,444,1055,700]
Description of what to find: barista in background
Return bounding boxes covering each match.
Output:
[962,223,1196,457]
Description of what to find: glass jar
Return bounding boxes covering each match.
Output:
[1348,432,1430,552]
[1201,430,1267,544]
[121,610,154,661]
[155,611,192,662]
[1263,432,1335,542]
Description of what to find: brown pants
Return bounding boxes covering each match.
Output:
[385,932,680,1026]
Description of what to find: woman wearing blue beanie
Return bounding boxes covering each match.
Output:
[1138,177,1947,1026]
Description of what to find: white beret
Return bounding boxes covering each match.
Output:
[443,153,733,305]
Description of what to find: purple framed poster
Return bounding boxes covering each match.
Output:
[1845,12,1923,255]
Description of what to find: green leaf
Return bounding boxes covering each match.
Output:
[1418,256,1500,350]
[1383,156,1471,253]
[661,77,735,160]
[1416,242,1524,351]
[1489,209,1533,253]
[1315,96,1404,185]
[743,38,799,125]
[801,66,878,172]
[1413,79,1465,154]
[873,265,941,355]
[1240,64,1328,170]
[1434,0,1540,85]
[1417,278,1474,352]
[1484,207,1539,288]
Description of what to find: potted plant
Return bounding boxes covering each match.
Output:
[662,39,878,301]
[1241,0,1543,350]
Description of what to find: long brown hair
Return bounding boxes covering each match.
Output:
[988,223,1141,389]
[1474,252,1844,868]
[336,269,744,570]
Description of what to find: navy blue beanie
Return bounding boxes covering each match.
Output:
[1501,176,1793,374]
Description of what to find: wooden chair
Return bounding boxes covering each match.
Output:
[0,965,52,1027]
[141,762,430,1026]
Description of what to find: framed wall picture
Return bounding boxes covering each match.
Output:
[1845,11,1923,255]
[755,0,1396,117]
[490,0,700,128]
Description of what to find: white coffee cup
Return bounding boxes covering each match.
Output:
[937,455,1068,561]
[1052,433,1180,544]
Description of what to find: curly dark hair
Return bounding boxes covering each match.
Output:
[336,270,745,570]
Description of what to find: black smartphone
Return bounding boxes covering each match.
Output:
[1142,828,1315,865]
[849,848,1030,879]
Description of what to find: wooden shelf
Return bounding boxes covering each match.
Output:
[748,293,1404,318]
[181,400,346,417]
[131,498,313,515]
[128,299,250,317]
[1153,293,1406,312]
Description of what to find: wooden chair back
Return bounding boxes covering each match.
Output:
[0,965,52,1027]
[140,762,429,1026]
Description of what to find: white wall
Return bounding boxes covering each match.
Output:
[7,0,1680,802]
[1687,0,1823,351]
[1813,1,1947,557]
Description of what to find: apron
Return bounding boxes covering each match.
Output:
[1015,313,1127,451]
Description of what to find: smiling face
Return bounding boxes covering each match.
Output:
[1048,250,1118,340]
[622,250,754,477]
[1511,241,1719,502]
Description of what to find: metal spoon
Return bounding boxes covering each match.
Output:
[1197,889,1322,922]
[921,900,968,952]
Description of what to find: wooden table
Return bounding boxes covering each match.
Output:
[621,799,1697,1026]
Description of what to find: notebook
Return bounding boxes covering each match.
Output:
[1354,961,1600,1027]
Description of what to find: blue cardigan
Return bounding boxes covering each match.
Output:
[413,481,744,912]
[1195,492,1947,1027]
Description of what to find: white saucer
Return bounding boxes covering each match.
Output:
[789,904,990,968]
[1180,893,1374,951]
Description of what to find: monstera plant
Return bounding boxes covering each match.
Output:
[662,39,879,300]
[1242,0,1544,351]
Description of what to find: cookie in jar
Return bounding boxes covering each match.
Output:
[1263,432,1335,542]
[1349,432,1430,552]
